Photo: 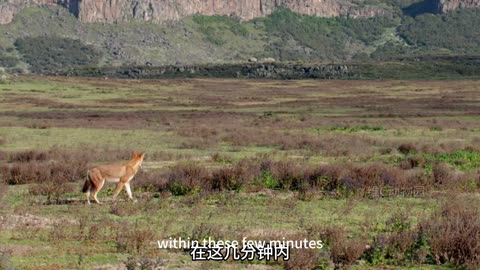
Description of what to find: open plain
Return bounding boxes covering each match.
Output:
[1,76,480,269]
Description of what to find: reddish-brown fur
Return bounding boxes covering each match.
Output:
[82,151,145,204]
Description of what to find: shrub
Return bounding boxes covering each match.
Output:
[261,8,396,61]
[210,167,243,191]
[15,36,102,73]
[420,199,480,269]
[0,53,19,68]
[8,150,49,163]
[259,171,280,189]
[432,162,453,187]
[399,8,480,54]
[399,155,425,170]
[320,226,366,269]
[210,152,232,163]
[144,159,420,196]
[0,148,90,203]
[28,176,75,204]
[188,222,225,242]
[270,160,303,190]
[133,170,168,192]
[363,211,431,266]
[2,162,49,185]
[398,143,418,155]
[115,221,155,255]
[166,162,209,195]
[0,147,134,186]
[284,247,323,270]
[303,164,344,192]
[169,181,192,196]
[1,158,87,185]
[125,256,164,270]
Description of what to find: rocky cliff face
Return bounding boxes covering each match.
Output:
[0,0,390,24]
[0,4,17,24]
[75,0,126,22]
[436,0,480,13]
[126,0,388,23]
[1,0,479,25]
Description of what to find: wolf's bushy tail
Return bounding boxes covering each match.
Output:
[82,171,91,193]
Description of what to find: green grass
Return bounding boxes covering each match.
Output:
[325,125,386,132]
[426,150,480,171]
[0,183,444,269]
[0,126,173,151]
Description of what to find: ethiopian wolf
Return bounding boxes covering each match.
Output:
[82,151,145,204]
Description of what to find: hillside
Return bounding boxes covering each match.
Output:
[0,1,479,73]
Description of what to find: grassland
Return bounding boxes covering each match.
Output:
[1,76,480,269]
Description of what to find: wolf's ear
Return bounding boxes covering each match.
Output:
[139,152,145,158]
[131,151,138,158]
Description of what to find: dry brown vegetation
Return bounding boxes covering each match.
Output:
[3,148,479,204]
[420,199,480,269]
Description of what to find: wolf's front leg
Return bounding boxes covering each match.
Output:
[125,183,137,202]
[112,182,126,200]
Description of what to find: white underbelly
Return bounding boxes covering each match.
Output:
[105,177,120,183]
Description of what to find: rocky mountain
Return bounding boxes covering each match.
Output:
[1,0,480,73]
[2,0,479,26]
[0,0,401,25]
[81,0,390,23]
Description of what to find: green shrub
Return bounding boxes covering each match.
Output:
[399,9,480,54]
[260,8,397,60]
[168,182,192,196]
[166,162,208,195]
[15,36,102,73]
[259,171,280,189]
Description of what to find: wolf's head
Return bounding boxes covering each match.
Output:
[131,151,146,168]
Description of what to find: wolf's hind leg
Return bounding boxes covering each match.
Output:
[83,172,92,204]
[92,179,105,204]
[85,190,91,205]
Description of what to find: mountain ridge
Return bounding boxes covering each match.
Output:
[0,0,391,25]
[1,0,478,25]
[1,2,480,73]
